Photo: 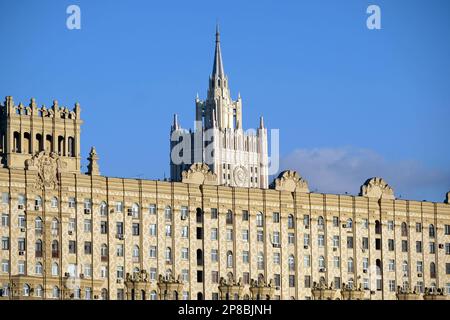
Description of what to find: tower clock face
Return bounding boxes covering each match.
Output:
[233,165,248,187]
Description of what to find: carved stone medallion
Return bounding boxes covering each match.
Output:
[233,165,248,187]
[25,151,67,190]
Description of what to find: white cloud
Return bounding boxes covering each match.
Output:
[279,147,450,202]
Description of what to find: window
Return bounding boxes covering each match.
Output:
[362,218,368,229]
[347,236,353,249]
[84,219,92,233]
[304,255,311,267]
[375,220,382,234]
[347,258,354,273]
[274,274,281,287]
[416,241,422,253]
[362,258,369,272]
[389,280,396,292]
[132,246,140,260]
[386,239,394,251]
[18,261,25,274]
[429,224,435,238]
[69,218,76,232]
[362,237,369,250]
[402,240,408,252]
[257,252,264,269]
[51,218,59,235]
[319,256,325,268]
[388,259,395,271]
[257,230,264,242]
[288,233,295,244]
[332,235,339,247]
[181,226,188,238]
[1,259,9,273]
[417,261,423,273]
[131,203,140,218]
[100,221,108,234]
[273,252,280,264]
[445,243,450,255]
[242,229,249,242]
[304,234,310,246]
[18,238,26,251]
[180,206,188,220]
[2,237,10,250]
[242,210,249,221]
[318,234,324,247]
[51,262,59,276]
[415,222,422,232]
[243,272,250,285]
[226,210,233,224]
[333,256,340,268]
[363,278,369,290]
[116,222,123,236]
[115,201,123,213]
[69,241,76,254]
[430,262,436,278]
[256,212,263,227]
[84,242,92,255]
[18,215,26,228]
[211,249,218,262]
[303,215,310,227]
[402,261,408,275]
[149,204,156,214]
[227,251,233,268]
[289,275,295,288]
[68,197,76,208]
[117,244,124,257]
[165,225,172,237]
[211,208,218,219]
[273,232,280,245]
[401,222,408,237]
[429,242,436,254]
[334,277,341,289]
[101,244,108,259]
[317,216,324,229]
[346,218,353,228]
[150,290,157,300]
[288,215,295,229]
[52,286,60,299]
[1,192,9,204]
[242,251,249,264]
[165,247,172,262]
[100,201,107,216]
[132,223,140,236]
[375,238,381,250]
[197,270,203,283]
[332,216,339,227]
[51,197,58,208]
[101,266,107,278]
[181,248,189,260]
[35,285,43,298]
[226,229,233,241]
[387,220,394,231]
[304,275,311,288]
[1,214,9,227]
[84,264,92,277]
[149,246,157,258]
[211,271,219,283]
[164,206,172,220]
[445,225,450,235]
[117,266,124,279]
[273,212,280,223]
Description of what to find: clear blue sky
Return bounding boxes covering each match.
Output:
[1,0,449,201]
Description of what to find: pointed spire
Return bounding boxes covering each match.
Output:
[212,23,225,78]
[87,146,100,176]
[172,113,179,130]
[259,116,265,129]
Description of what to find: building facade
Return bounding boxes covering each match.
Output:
[0,31,450,301]
[170,27,269,189]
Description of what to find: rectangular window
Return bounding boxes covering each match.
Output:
[1,259,9,273]
[362,237,369,250]
[181,248,189,260]
[304,255,311,267]
[117,266,124,279]
[274,274,281,287]
[375,238,381,250]
[180,206,188,220]
[446,263,450,275]
[445,243,450,255]
[132,223,140,236]
[18,261,25,275]
[332,216,339,227]
[347,236,354,249]
[362,219,368,229]
[150,268,157,280]
[415,241,422,253]
[257,230,264,242]
[416,223,422,233]
[1,214,8,227]
[417,261,423,273]
[211,228,218,240]
[242,229,249,242]
[149,246,157,258]
[100,221,108,234]
[243,272,250,285]
[197,270,203,283]
[242,251,249,264]
[1,237,9,250]
[289,275,295,287]
[116,222,123,236]
[2,192,9,204]
[68,197,76,208]
[273,212,280,223]
[165,225,171,237]
[149,224,157,236]
[211,271,219,283]
[387,220,394,231]
[402,240,408,252]
[84,242,92,255]
[429,242,435,254]
[18,215,26,228]
[116,202,123,213]
[69,218,76,232]
[273,232,280,245]
[273,252,280,264]
[445,225,450,235]
[388,259,395,271]
[181,226,189,238]
[69,241,77,254]
[84,219,92,233]
[226,229,233,241]
[211,249,218,262]
[303,215,310,227]
[288,233,295,244]
[333,256,340,268]
[318,234,325,247]
[304,234,310,247]
[334,277,341,289]
[149,204,156,214]
[197,227,204,240]
[242,210,249,221]
[18,238,26,251]
[211,208,218,219]
[389,280,396,292]
[304,275,311,288]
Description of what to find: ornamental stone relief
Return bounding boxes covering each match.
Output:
[25,151,67,190]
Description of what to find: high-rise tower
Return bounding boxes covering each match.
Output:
[170,26,269,188]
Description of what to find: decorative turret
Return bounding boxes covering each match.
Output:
[87,147,100,176]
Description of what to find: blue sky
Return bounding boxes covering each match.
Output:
[0,0,449,201]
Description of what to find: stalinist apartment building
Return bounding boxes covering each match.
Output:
[0,29,450,301]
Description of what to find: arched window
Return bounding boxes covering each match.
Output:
[375,220,382,234]
[51,262,59,276]
[347,258,354,273]
[35,285,43,298]
[165,247,172,262]
[257,252,264,269]
[51,218,59,235]
[50,197,58,208]
[35,262,43,275]
[401,222,408,237]
[13,131,21,153]
[429,224,435,238]
[132,245,140,259]
[35,196,42,208]
[430,262,436,278]
[318,216,324,228]
[35,239,43,257]
[196,208,203,223]
[226,210,233,224]
[24,132,31,153]
[45,134,52,152]
[346,218,353,228]
[256,212,264,227]
[68,137,75,157]
[319,256,325,268]
[165,206,172,221]
[226,251,233,268]
[150,290,157,300]
[57,135,64,155]
[36,133,43,152]
[101,289,108,300]
[288,255,295,271]
[376,259,382,276]
[131,203,140,218]
[35,217,43,235]
[52,286,60,298]
[197,249,203,265]
[23,284,30,297]
[99,201,107,216]
[18,194,26,206]
[288,214,294,229]
[51,240,59,258]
